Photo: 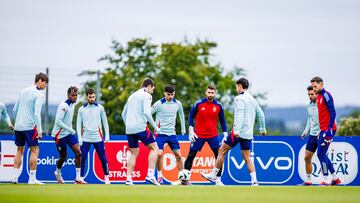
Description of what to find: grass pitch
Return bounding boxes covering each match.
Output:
[0,184,359,203]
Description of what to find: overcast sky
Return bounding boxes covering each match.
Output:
[0,0,359,106]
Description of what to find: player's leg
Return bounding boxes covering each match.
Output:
[202,132,235,183]
[240,138,257,186]
[26,129,42,184]
[301,135,317,185]
[68,134,83,183]
[317,131,332,185]
[126,134,140,185]
[168,135,183,171]
[155,134,167,183]
[80,142,91,182]
[328,130,340,185]
[54,136,68,184]
[93,141,110,184]
[13,131,25,183]
[182,138,205,185]
[208,136,223,178]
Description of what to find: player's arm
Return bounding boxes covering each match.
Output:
[323,92,336,130]
[302,115,310,137]
[151,100,160,115]
[121,101,128,123]
[100,106,110,142]
[13,93,20,119]
[55,104,76,134]
[143,95,159,132]
[177,102,186,135]
[76,108,83,145]
[233,98,245,137]
[255,103,266,135]
[34,95,44,136]
[218,104,228,133]
[1,104,13,129]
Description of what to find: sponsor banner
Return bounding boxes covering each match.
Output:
[227,141,295,184]
[93,141,149,182]
[25,141,90,183]
[0,141,20,182]
[298,142,358,184]
[1,135,359,185]
[161,142,216,183]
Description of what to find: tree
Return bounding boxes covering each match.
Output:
[82,38,248,134]
[338,109,360,136]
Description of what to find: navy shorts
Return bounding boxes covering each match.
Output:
[190,136,220,151]
[15,129,39,147]
[55,134,79,152]
[127,129,156,148]
[223,132,252,150]
[156,134,180,151]
[305,135,318,152]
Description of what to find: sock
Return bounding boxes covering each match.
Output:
[157,170,162,178]
[56,167,61,174]
[127,174,132,181]
[29,170,36,180]
[331,173,337,180]
[148,168,154,177]
[13,168,20,180]
[323,175,329,183]
[105,175,109,181]
[250,172,257,183]
[306,174,311,182]
[76,168,81,180]
[211,168,220,178]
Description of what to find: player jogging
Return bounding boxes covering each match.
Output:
[310,76,341,186]
[12,73,48,184]
[184,84,227,185]
[77,88,111,184]
[151,84,186,184]
[122,78,160,186]
[52,86,84,184]
[201,78,266,186]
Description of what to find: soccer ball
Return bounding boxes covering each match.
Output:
[178,169,191,181]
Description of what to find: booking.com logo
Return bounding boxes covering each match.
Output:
[36,156,76,166]
[227,141,295,184]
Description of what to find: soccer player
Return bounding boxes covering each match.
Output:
[310,76,341,186]
[122,78,160,186]
[12,73,48,184]
[52,86,84,184]
[0,102,14,165]
[201,78,266,186]
[77,88,110,184]
[151,84,186,184]
[184,84,228,185]
[299,85,320,186]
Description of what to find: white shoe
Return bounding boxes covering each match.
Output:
[75,179,87,184]
[252,181,259,186]
[54,171,64,184]
[28,179,45,185]
[200,172,217,183]
[145,176,160,186]
[11,178,18,184]
[105,176,111,184]
[125,179,133,186]
[171,180,182,185]
[215,178,225,186]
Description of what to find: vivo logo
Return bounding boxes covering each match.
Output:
[231,156,292,171]
[227,141,295,184]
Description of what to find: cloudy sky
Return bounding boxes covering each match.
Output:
[0,0,359,106]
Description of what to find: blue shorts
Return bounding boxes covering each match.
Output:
[190,136,220,151]
[223,132,252,150]
[305,135,318,152]
[55,134,79,152]
[127,129,155,148]
[15,129,39,147]
[156,134,180,151]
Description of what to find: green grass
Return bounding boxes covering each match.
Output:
[0,184,359,203]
